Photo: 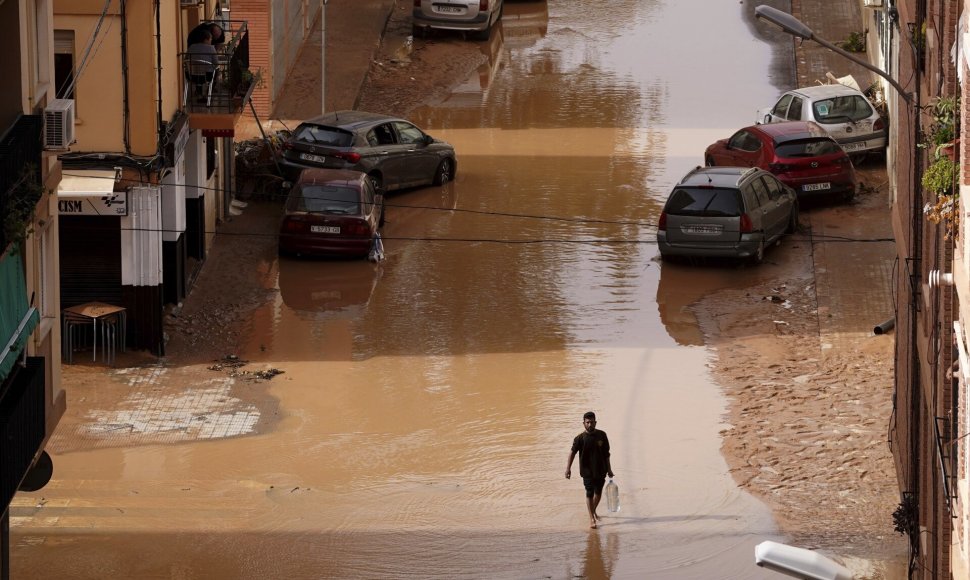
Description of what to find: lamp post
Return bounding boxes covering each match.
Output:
[321,0,328,114]
[754,5,912,104]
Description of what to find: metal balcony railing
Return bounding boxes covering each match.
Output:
[181,20,253,115]
[0,357,45,512]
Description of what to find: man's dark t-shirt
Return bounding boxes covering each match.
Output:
[571,429,610,479]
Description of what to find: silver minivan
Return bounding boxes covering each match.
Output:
[412,0,504,40]
[657,167,799,264]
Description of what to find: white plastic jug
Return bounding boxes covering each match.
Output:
[605,478,619,512]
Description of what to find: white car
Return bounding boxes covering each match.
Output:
[756,84,887,156]
[412,0,504,40]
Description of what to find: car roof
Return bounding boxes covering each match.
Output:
[677,166,762,189]
[788,84,864,100]
[754,120,831,143]
[294,168,367,187]
[301,110,401,130]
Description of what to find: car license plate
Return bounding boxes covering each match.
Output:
[840,141,866,152]
[803,182,831,192]
[437,5,464,13]
[300,152,327,164]
[683,224,722,235]
[310,225,340,234]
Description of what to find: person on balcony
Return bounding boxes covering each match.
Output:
[187,29,218,102]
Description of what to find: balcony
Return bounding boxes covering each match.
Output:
[182,20,254,130]
[0,357,45,512]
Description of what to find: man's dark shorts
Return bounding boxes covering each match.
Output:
[583,476,606,498]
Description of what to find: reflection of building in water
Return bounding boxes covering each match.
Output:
[438,25,506,108]
[501,0,549,51]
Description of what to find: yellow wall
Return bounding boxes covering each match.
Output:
[54,0,183,156]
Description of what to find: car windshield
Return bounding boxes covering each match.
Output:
[812,95,873,123]
[665,188,741,217]
[292,124,354,147]
[775,138,843,158]
[290,185,361,214]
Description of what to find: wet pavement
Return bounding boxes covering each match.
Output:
[10,0,904,578]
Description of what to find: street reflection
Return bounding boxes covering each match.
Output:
[277,258,382,316]
[582,531,619,580]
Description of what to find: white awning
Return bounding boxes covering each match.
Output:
[57,169,119,197]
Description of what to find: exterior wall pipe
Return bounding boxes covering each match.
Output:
[874,317,896,335]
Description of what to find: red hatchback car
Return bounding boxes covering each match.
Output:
[704,120,857,202]
[279,169,384,258]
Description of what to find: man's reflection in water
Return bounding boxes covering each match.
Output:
[582,530,619,579]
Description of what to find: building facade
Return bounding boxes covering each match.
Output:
[0,0,65,576]
[51,0,251,355]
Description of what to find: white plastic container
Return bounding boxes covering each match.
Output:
[605,478,619,512]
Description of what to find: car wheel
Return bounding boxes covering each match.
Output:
[472,24,491,41]
[705,155,715,167]
[411,25,423,39]
[749,240,765,265]
[842,186,856,203]
[787,205,799,234]
[368,173,383,192]
[433,159,453,185]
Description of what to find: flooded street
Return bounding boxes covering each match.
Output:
[10,0,901,578]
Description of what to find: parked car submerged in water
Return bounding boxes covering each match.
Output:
[277,110,457,193]
[278,169,384,259]
[657,166,799,264]
[704,121,857,202]
[756,84,887,157]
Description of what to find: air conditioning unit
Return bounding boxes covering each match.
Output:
[863,0,884,7]
[43,98,75,151]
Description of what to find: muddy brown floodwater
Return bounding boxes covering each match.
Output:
[10,0,906,578]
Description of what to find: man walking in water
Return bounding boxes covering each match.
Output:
[565,411,613,529]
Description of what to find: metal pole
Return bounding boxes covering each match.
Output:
[321,0,327,114]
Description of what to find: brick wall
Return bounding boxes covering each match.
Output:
[230,0,270,120]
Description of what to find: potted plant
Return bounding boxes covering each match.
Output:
[922,156,960,239]
[925,96,960,161]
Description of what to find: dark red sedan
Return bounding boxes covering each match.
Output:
[279,169,384,258]
[704,120,857,202]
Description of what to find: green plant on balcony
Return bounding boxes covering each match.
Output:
[2,165,45,254]
[922,156,960,239]
[238,66,264,94]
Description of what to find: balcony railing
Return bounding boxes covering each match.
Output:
[181,20,253,115]
[0,115,43,251]
[0,357,45,512]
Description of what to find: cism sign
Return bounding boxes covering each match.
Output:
[58,193,128,216]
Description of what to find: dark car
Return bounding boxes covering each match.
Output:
[704,121,857,202]
[278,169,384,258]
[657,166,798,264]
[277,110,457,193]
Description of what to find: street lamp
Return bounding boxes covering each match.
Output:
[754,5,912,103]
[321,0,328,114]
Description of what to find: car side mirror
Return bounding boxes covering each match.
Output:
[424,134,434,145]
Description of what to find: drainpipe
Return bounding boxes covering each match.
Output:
[155,0,164,164]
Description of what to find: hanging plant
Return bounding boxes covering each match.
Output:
[2,165,45,254]
[922,156,960,239]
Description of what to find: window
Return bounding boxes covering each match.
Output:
[728,131,760,152]
[368,124,396,146]
[787,97,804,120]
[771,94,793,117]
[761,175,784,200]
[812,95,873,123]
[392,121,425,145]
[748,178,770,206]
[54,30,75,99]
